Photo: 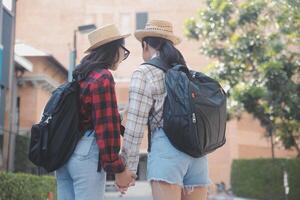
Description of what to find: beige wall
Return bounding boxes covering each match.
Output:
[115,82,130,104]
[23,57,66,84]
[18,57,67,133]
[18,84,38,130]
[16,0,210,78]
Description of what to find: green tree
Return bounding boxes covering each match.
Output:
[185,0,300,156]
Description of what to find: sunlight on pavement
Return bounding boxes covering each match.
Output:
[105,181,152,200]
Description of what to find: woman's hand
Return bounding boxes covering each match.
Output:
[115,168,137,194]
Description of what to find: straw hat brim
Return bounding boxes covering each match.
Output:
[85,33,131,53]
[134,30,181,45]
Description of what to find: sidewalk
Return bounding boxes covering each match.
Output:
[105,181,152,200]
[209,195,255,200]
[104,181,255,200]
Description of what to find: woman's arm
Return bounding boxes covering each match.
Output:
[90,74,126,173]
[121,69,153,173]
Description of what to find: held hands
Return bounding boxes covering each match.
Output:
[114,168,137,194]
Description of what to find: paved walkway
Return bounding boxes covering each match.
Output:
[105,181,152,200]
[104,182,254,200]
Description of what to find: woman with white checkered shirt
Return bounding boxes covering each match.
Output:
[121,20,211,200]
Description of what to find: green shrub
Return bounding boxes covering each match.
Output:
[0,134,40,173]
[0,172,56,200]
[14,135,36,173]
[231,158,300,200]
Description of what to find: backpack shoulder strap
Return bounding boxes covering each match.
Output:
[142,57,169,72]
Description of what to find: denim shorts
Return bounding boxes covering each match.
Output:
[147,128,212,189]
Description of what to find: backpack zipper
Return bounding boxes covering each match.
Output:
[45,116,52,124]
[189,81,200,151]
[192,113,196,123]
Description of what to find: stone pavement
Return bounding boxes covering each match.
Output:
[104,181,254,200]
[104,181,152,200]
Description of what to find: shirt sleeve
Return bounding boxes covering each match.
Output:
[121,69,153,173]
[90,75,126,174]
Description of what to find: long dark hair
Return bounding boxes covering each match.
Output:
[73,38,124,80]
[142,37,187,68]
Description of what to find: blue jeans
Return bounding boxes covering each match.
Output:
[56,131,106,200]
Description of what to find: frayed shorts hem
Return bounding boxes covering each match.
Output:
[148,177,211,188]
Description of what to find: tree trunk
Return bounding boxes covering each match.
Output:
[294,143,300,158]
[290,133,300,157]
[270,132,275,159]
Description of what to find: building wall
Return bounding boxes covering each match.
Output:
[15,0,210,78]
[18,84,37,131]
[18,57,67,133]
[23,57,66,84]
[115,82,130,105]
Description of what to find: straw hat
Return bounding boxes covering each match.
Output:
[85,24,130,53]
[134,20,181,45]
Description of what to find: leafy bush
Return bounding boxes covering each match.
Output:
[0,172,56,200]
[231,158,300,200]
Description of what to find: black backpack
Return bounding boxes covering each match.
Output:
[144,57,227,157]
[28,80,82,172]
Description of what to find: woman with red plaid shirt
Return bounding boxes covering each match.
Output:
[56,25,136,200]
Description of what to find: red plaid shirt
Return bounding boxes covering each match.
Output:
[78,68,125,174]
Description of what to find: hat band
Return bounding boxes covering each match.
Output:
[143,27,173,33]
[145,24,172,28]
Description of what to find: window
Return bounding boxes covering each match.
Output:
[136,12,148,30]
[3,0,13,11]
[0,45,3,86]
[1,9,13,88]
[17,97,20,131]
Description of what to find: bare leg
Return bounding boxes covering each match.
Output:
[151,181,182,200]
[182,186,208,200]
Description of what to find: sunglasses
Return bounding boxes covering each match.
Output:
[121,45,130,61]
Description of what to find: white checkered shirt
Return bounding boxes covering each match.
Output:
[121,63,166,173]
